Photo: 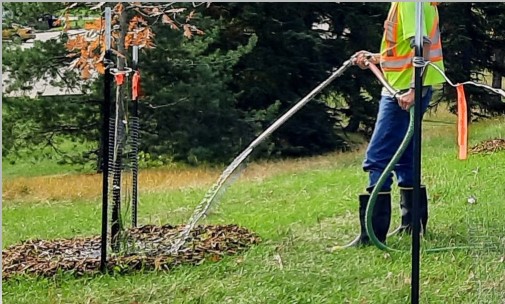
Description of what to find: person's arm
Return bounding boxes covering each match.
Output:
[397,40,431,110]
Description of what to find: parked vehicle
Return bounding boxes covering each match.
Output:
[2,23,36,42]
[38,14,60,29]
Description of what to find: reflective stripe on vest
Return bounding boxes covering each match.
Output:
[381,4,443,71]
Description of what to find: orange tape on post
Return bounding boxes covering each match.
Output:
[115,73,125,86]
[132,71,140,100]
[456,84,468,160]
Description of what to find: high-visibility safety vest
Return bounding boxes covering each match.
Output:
[380,2,446,90]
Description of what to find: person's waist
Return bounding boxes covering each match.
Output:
[381,85,432,97]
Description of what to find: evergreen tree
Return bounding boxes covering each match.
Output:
[3,3,504,167]
[439,3,505,118]
[2,2,64,28]
[139,19,258,164]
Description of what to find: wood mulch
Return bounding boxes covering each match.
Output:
[2,224,260,280]
[470,138,505,154]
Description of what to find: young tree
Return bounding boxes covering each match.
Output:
[62,2,207,167]
[64,2,205,79]
[62,2,211,251]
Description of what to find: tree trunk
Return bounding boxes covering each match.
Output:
[111,5,129,252]
[492,48,504,89]
[489,47,505,113]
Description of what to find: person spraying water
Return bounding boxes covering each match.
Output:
[340,2,446,248]
[169,2,505,256]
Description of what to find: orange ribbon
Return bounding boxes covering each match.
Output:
[132,70,140,100]
[114,73,125,86]
[456,84,468,160]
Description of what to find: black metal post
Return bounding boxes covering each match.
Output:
[100,7,112,273]
[411,3,423,304]
[131,44,139,227]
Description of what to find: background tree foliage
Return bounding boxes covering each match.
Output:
[2,2,64,26]
[438,3,505,117]
[139,18,258,164]
[3,2,504,169]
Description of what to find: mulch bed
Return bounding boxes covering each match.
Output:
[2,224,260,280]
[470,138,505,154]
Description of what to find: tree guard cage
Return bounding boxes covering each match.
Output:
[131,44,140,228]
[100,6,141,268]
[88,6,261,276]
[109,102,126,252]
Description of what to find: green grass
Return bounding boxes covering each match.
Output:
[3,112,505,303]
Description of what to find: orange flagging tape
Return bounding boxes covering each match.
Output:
[132,71,140,100]
[456,84,468,160]
[115,73,125,86]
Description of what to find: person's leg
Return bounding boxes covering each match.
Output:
[363,94,411,193]
[398,186,429,234]
[394,87,433,234]
[356,192,391,245]
[395,87,433,187]
[356,94,409,245]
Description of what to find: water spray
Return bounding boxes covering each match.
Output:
[168,56,357,254]
[170,48,505,256]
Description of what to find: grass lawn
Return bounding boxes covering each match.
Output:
[2,108,505,303]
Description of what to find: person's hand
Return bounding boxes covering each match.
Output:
[352,51,370,70]
[397,89,415,110]
[352,51,379,70]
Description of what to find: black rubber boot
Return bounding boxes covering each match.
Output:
[357,192,392,245]
[398,186,429,234]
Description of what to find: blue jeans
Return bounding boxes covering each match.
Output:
[363,87,432,192]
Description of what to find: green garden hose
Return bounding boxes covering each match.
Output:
[330,54,504,253]
[362,60,505,253]
[364,106,415,252]
[332,60,489,253]
[364,106,477,253]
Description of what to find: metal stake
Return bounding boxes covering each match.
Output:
[411,3,424,303]
[100,6,112,273]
